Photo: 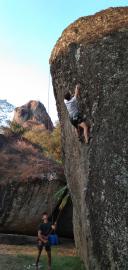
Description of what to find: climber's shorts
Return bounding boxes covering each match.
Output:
[37,240,51,251]
[70,113,84,128]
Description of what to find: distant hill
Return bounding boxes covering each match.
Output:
[0,100,14,127]
[13,100,54,131]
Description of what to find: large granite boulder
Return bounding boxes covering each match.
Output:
[0,133,73,236]
[13,100,53,131]
[50,7,128,270]
[57,197,73,238]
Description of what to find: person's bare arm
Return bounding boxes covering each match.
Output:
[38,230,48,243]
[51,222,57,231]
[74,84,80,98]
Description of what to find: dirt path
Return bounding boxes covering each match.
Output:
[0,242,76,256]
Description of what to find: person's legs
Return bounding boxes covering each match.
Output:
[36,248,42,269]
[70,118,81,138]
[46,250,51,270]
[45,242,52,270]
[70,115,89,143]
[78,122,89,143]
[36,241,43,269]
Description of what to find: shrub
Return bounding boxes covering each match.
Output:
[1,121,26,136]
[23,122,62,162]
[10,121,26,135]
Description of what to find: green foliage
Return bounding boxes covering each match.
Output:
[59,193,69,210]
[54,185,70,211]
[54,185,68,201]
[2,121,26,136]
[23,121,62,162]
[10,121,26,135]
[2,120,62,162]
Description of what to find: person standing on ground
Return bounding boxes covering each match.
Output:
[64,83,89,143]
[36,212,56,270]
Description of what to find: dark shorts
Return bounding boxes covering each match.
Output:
[37,240,51,252]
[70,113,84,128]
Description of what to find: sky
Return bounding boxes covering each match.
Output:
[0,0,127,122]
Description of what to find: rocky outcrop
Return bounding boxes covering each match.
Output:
[13,100,53,131]
[0,134,73,236]
[50,7,128,270]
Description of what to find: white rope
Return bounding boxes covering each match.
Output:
[47,71,51,125]
[47,71,53,222]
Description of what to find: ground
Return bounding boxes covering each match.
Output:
[0,243,85,270]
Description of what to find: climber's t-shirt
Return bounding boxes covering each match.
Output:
[38,222,52,236]
[64,96,78,117]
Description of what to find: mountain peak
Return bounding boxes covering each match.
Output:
[13,100,54,131]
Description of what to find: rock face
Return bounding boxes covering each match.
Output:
[50,7,128,270]
[13,100,53,131]
[57,197,73,238]
[0,133,73,236]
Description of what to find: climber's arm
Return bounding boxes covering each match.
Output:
[74,84,80,98]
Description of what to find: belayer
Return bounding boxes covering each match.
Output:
[64,83,89,143]
[36,212,56,270]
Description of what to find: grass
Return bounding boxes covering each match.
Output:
[0,246,85,270]
[0,254,85,270]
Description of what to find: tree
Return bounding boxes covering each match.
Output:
[23,121,62,162]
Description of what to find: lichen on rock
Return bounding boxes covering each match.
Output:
[50,7,128,270]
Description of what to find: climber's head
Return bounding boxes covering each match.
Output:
[42,212,48,223]
[64,92,72,101]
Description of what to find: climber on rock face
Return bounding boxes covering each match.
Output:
[64,84,89,143]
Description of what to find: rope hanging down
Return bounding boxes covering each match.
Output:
[47,72,53,223]
[46,72,66,228]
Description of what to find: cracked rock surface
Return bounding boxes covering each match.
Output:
[50,7,128,270]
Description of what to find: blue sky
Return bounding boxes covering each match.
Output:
[0,0,127,122]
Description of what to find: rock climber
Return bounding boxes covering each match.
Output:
[64,83,89,143]
[36,212,56,270]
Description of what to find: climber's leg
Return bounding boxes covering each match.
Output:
[70,114,89,143]
[78,122,89,143]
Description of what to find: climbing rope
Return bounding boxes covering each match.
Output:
[46,72,66,228]
[47,71,54,224]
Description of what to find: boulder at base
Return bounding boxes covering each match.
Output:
[50,7,128,270]
[0,133,73,237]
